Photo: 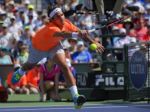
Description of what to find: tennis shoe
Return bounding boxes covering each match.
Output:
[73,94,86,109]
[11,69,25,84]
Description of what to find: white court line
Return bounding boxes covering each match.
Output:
[0,103,104,109]
[0,105,130,112]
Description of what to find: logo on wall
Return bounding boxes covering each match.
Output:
[129,51,148,90]
[77,72,88,87]
[95,74,124,87]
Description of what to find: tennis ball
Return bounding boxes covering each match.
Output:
[89,43,97,51]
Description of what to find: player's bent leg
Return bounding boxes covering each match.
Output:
[53,52,76,87]
[53,52,86,109]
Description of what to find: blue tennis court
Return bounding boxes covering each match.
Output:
[0,103,150,112]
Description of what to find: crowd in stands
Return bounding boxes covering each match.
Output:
[0,0,150,101]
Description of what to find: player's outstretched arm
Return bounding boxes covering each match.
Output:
[54,30,104,53]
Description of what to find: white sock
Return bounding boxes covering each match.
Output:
[69,85,78,98]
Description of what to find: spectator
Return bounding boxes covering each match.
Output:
[25,13,35,32]
[68,37,78,55]
[16,44,29,64]
[123,18,134,34]
[20,26,32,46]
[111,26,120,47]
[143,24,150,41]
[78,12,96,30]
[114,28,137,48]
[0,11,10,27]
[23,0,31,9]
[130,0,145,13]
[11,40,24,63]
[25,4,37,21]
[39,51,76,101]
[67,0,79,11]
[42,0,56,10]
[22,0,30,4]
[56,0,67,11]
[0,23,16,50]
[131,17,148,41]
[8,15,22,41]
[0,48,12,64]
[80,0,93,11]
[32,11,44,31]
[39,59,61,102]
[26,67,40,94]
[6,64,29,94]
[71,41,93,63]
[16,10,28,28]
[114,28,137,60]
[6,0,16,13]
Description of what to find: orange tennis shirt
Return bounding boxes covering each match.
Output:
[32,19,79,51]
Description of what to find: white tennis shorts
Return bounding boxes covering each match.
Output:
[27,42,65,64]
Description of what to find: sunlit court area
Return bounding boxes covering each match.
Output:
[0,0,150,112]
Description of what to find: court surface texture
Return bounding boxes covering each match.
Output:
[0,103,150,112]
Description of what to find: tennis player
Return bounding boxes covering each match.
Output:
[12,7,104,109]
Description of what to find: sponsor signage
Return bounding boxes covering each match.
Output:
[77,72,124,88]
[129,51,148,90]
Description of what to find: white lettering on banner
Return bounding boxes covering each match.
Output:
[130,63,145,74]
[95,75,104,86]
[117,77,124,86]
[95,74,124,87]
[77,73,88,86]
[105,77,115,86]
[109,77,115,86]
